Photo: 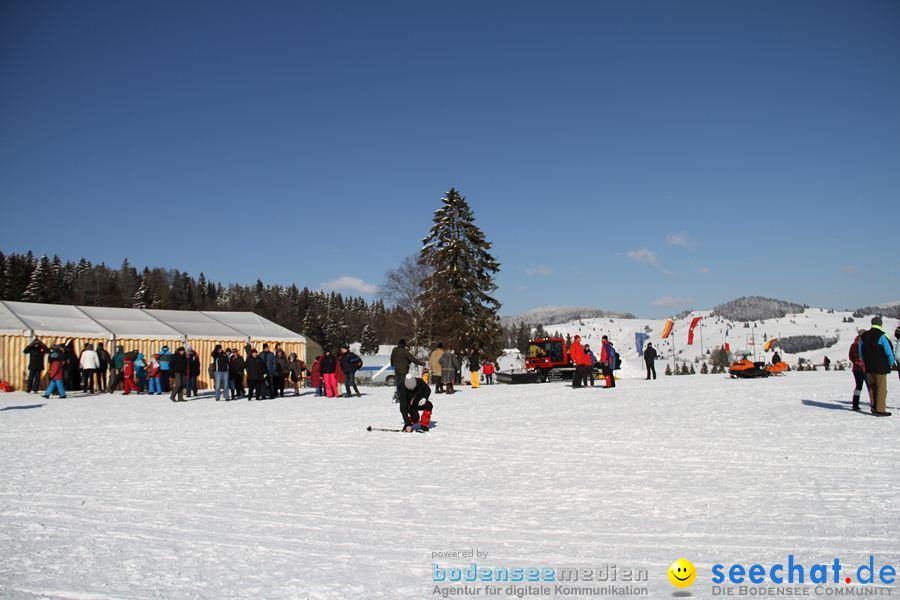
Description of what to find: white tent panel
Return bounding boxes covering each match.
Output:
[203,311,305,342]
[0,301,29,335]
[144,309,245,340]
[78,306,183,340]
[4,301,111,337]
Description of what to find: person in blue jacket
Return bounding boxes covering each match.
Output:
[858,316,897,417]
[584,344,597,387]
[259,343,277,398]
[157,345,173,393]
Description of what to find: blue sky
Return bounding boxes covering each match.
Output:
[2,0,898,317]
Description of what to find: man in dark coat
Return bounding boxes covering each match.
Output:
[96,342,111,392]
[644,342,658,380]
[245,349,266,401]
[390,339,424,412]
[403,374,434,432]
[23,338,49,393]
[859,316,897,416]
[168,347,188,402]
[339,345,362,398]
[230,350,246,398]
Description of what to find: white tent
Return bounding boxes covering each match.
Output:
[79,306,183,340]
[143,309,245,341]
[203,311,301,342]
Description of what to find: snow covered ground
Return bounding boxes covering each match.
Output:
[2,372,899,599]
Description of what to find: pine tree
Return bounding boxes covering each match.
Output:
[22,255,56,303]
[419,188,502,355]
[133,279,151,308]
[0,251,6,299]
[360,324,379,355]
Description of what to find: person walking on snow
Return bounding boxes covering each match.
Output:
[482,360,495,384]
[468,349,481,388]
[95,342,110,392]
[339,345,362,398]
[122,354,139,395]
[108,345,126,392]
[43,347,67,399]
[644,342,658,380]
[858,316,896,416]
[186,346,201,398]
[600,336,617,388]
[147,357,162,395]
[849,329,869,411]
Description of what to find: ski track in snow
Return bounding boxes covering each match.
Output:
[1,372,898,599]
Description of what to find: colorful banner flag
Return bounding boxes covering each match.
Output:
[635,332,649,355]
[763,338,778,352]
[661,319,674,339]
[724,327,731,352]
[687,317,702,346]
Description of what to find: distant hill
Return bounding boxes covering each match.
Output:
[711,296,807,322]
[501,306,636,327]
[853,303,900,320]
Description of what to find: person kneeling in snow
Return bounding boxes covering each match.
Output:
[403,374,434,432]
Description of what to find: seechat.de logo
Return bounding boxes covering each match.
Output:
[668,558,696,588]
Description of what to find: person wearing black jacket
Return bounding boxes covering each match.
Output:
[186,348,201,398]
[96,342,111,392]
[168,347,188,402]
[274,349,289,397]
[644,343,658,380]
[319,349,338,397]
[23,338,50,393]
[245,349,266,401]
[339,345,362,398]
[230,350,246,398]
[403,374,434,432]
[211,344,231,401]
[390,339,424,410]
[859,316,897,416]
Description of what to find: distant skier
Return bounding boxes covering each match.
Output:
[823,356,831,370]
[403,374,434,432]
[600,336,617,388]
[644,342,658,380]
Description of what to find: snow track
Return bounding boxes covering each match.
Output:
[1,372,898,598]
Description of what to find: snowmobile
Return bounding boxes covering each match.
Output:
[765,362,790,375]
[728,359,771,379]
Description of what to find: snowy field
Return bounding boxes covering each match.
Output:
[2,372,899,599]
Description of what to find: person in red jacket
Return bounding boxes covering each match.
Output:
[310,356,323,396]
[600,336,617,388]
[123,356,139,395]
[43,347,67,399]
[849,330,869,411]
[482,360,495,384]
[569,335,591,388]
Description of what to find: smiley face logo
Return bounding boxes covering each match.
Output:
[668,558,696,588]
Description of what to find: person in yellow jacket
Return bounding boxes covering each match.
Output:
[428,342,445,393]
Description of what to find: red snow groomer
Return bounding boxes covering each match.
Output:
[525,337,575,382]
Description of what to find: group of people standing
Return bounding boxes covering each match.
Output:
[22,338,307,403]
[569,334,619,388]
[308,345,364,398]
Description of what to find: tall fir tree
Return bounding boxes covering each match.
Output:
[22,255,57,303]
[360,323,379,355]
[419,188,502,354]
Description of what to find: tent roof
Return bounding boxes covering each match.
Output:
[143,309,246,340]
[1,301,305,343]
[0,301,29,335]
[78,306,183,340]
[3,301,111,338]
[203,311,305,342]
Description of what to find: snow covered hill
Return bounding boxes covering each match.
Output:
[539,307,898,378]
[1,373,898,599]
[500,306,635,328]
